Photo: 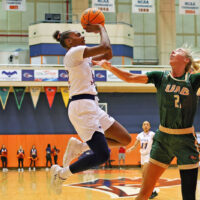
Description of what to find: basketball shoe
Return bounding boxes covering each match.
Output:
[63,137,83,167]
[50,165,66,194]
[149,191,158,199]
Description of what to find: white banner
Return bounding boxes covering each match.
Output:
[92,0,115,12]
[132,0,155,13]
[2,0,26,11]
[34,70,58,81]
[179,0,200,15]
[107,71,123,82]
[0,70,21,81]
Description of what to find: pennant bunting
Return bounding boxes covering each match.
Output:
[44,87,57,108]
[60,87,69,108]
[13,87,26,110]
[0,87,10,110]
[30,87,41,109]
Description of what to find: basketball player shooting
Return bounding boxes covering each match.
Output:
[50,8,131,194]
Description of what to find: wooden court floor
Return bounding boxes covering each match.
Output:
[0,167,199,200]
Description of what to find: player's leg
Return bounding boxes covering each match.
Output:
[63,137,90,167]
[175,133,199,200]
[122,154,125,165]
[51,130,110,195]
[21,159,24,168]
[50,157,52,166]
[105,121,131,146]
[137,133,173,200]
[2,158,6,171]
[20,159,22,168]
[141,154,149,178]
[1,158,3,168]
[56,131,110,179]
[63,99,108,167]
[5,157,7,168]
[98,107,131,146]
[30,159,32,168]
[141,159,159,199]
[63,99,130,169]
[54,155,58,164]
[63,121,131,168]
[45,157,48,167]
[18,159,20,168]
[135,162,166,200]
[118,154,121,166]
[3,157,5,168]
[179,168,198,200]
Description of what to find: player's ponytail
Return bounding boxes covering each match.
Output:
[53,30,61,42]
[192,60,200,73]
[53,30,72,48]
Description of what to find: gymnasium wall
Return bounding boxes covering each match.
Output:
[29,23,134,65]
[1,92,199,167]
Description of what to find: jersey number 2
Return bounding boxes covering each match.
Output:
[174,95,181,108]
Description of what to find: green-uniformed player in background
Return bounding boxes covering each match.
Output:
[94,48,200,200]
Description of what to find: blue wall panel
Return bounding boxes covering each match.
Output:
[99,93,160,132]
[30,44,133,58]
[0,93,200,135]
[0,93,74,135]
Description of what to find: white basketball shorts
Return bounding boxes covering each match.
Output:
[68,98,115,142]
[141,154,150,165]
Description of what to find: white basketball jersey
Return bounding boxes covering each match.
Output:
[64,45,97,97]
[136,131,155,155]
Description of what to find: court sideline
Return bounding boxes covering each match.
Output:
[0,167,199,200]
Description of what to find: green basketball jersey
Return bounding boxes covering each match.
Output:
[147,71,200,129]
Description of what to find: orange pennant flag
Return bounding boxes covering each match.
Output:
[44,87,57,108]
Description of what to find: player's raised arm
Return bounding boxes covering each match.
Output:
[93,60,148,83]
[83,24,112,60]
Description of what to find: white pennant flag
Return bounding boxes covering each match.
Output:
[30,87,41,109]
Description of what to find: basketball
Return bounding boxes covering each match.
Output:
[81,8,105,29]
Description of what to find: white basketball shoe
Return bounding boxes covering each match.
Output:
[50,165,66,194]
[63,137,83,167]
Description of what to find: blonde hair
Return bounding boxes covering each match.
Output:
[181,44,200,72]
[192,60,200,73]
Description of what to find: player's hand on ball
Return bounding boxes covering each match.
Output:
[84,24,101,33]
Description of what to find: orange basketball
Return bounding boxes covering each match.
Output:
[81,8,105,29]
